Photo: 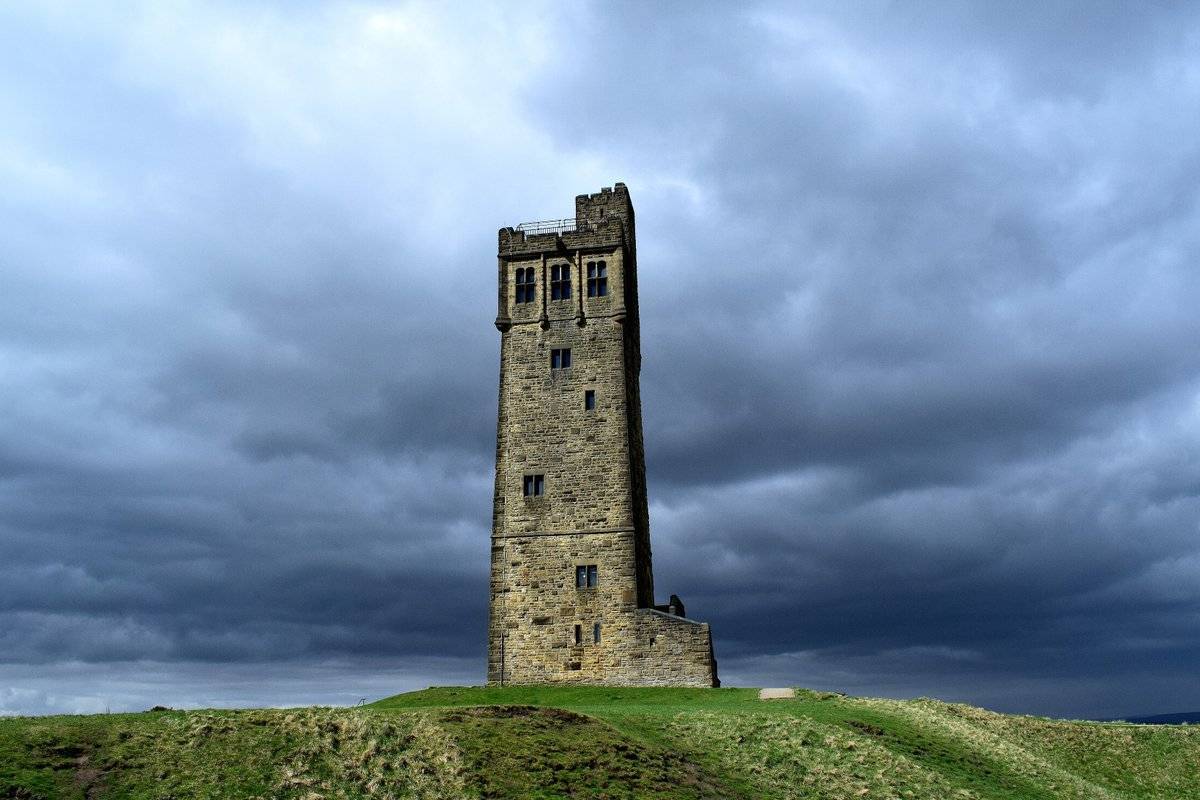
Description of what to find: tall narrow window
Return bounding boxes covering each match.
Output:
[550,264,572,300]
[523,474,544,497]
[515,267,535,304]
[574,624,582,646]
[551,348,572,369]
[587,565,598,587]
[587,261,608,297]
[593,623,601,644]
[584,390,596,410]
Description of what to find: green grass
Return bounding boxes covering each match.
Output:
[2,685,1197,798]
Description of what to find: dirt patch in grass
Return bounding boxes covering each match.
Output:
[845,720,886,737]
[438,705,731,799]
[71,754,106,800]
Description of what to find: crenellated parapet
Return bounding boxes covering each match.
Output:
[499,183,635,257]
[498,218,627,257]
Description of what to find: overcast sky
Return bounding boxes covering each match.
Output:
[2,1,1199,720]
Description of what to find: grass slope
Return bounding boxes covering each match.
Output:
[1,686,1196,799]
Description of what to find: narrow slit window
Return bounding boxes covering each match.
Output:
[584,390,596,410]
[550,264,572,300]
[587,565,598,587]
[574,624,582,646]
[551,348,572,370]
[523,474,544,497]
[576,565,587,588]
[515,267,535,304]
[593,623,601,644]
[587,261,608,297]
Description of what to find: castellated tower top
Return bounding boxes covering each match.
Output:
[487,184,718,687]
[575,183,633,229]
[498,183,635,258]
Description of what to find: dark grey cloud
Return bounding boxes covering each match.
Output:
[1,1,1198,719]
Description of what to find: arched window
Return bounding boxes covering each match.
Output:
[515,267,535,304]
[550,264,571,300]
[587,261,608,297]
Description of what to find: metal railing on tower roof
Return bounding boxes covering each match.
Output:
[514,217,577,236]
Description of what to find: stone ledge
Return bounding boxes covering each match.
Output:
[494,527,637,540]
[636,607,708,626]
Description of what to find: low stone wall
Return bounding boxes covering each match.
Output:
[629,609,719,688]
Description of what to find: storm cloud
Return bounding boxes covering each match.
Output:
[2,1,1199,719]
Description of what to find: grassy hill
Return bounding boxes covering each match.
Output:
[2,685,1197,799]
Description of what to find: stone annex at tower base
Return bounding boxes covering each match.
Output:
[487,184,718,687]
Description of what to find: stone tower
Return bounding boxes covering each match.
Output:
[488,184,718,687]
